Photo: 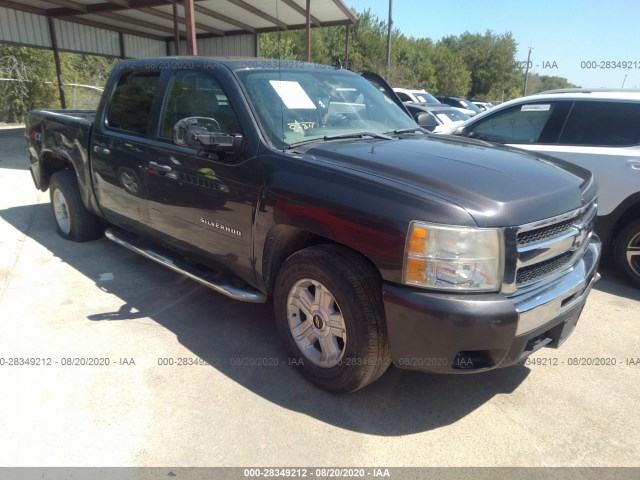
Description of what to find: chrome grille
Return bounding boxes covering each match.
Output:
[509,201,597,292]
[516,211,587,246]
[516,252,573,284]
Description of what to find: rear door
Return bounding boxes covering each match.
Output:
[92,68,164,233]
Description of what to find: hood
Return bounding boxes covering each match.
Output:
[305,134,594,227]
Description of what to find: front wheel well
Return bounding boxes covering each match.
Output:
[261,225,382,296]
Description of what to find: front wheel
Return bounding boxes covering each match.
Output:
[613,219,640,288]
[274,245,391,393]
[49,170,103,242]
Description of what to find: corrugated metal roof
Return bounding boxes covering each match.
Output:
[0,0,356,43]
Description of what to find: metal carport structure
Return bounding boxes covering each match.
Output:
[0,0,356,107]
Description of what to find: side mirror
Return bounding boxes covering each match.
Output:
[173,116,243,154]
[416,112,438,132]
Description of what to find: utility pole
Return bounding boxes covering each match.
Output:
[523,46,532,95]
[386,0,392,77]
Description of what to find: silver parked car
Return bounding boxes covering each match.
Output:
[441,88,640,287]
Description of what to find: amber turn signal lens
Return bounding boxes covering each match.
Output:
[408,226,427,254]
[405,258,425,284]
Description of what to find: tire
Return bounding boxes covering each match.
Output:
[613,219,640,288]
[274,244,391,393]
[49,170,103,242]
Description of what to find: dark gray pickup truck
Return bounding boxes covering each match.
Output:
[26,57,601,392]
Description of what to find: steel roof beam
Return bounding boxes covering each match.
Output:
[56,14,166,40]
[105,0,130,6]
[140,7,224,36]
[225,0,288,30]
[0,0,47,15]
[193,4,255,33]
[39,0,88,12]
[97,11,180,35]
[331,0,357,23]
[281,0,320,26]
[47,0,177,17]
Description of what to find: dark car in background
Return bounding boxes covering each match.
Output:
[436,95,483,117]
[404,103,470,132]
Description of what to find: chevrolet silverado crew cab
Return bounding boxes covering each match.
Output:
[26,57,601,393]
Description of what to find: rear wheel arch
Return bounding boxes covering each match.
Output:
[39,152,71,191]
[49,169,103,242]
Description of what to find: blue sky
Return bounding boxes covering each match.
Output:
[345,0,640,88]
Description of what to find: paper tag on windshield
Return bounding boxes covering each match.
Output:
[269,81,316,109]
[521,104,551,111]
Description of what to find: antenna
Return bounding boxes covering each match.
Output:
[523,46,533,95]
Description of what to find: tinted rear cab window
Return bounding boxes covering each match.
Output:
[106,70,160,135]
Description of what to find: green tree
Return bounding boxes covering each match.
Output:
[0,45,57,122]
[442,31,518,98]
[259,30,305,59]
[430,44,471,96]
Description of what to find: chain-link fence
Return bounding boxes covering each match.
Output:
[0,80,104,124]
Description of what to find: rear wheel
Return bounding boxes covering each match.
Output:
[49,170,103,242]
[274,245,391,393]
[613,219,640,288]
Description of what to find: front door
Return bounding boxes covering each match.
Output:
[145,68,260,282]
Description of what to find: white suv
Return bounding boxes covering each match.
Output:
[443,89,640,286]
[392,88,441,105]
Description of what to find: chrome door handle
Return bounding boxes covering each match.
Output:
[148,161,172,172]
[93,145,110,155]
[626,159,640,170]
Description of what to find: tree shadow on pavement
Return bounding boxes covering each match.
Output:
[1,202,531,436]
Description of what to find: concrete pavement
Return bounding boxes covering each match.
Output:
[0,127,639,467]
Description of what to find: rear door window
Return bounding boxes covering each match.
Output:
[466,101,569,144]
[106,70,160,135]
[558,101,640,146]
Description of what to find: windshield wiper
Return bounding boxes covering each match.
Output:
[287,131,392,149]
[323,131,393,141]
[390,127,429,134]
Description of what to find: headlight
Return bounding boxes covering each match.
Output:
[404,222,503,292]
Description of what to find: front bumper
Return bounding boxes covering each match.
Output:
[382,236,601,373]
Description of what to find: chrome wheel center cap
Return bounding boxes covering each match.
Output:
[312,314,324,330]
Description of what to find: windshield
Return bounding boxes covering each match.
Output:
[435,109,470,123]
[236,68,416,147]
[460,100,483,113]
[414,92,440,105]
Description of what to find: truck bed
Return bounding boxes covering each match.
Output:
[36,109,96,123]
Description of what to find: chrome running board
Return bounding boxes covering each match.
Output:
[105,227,267,303]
